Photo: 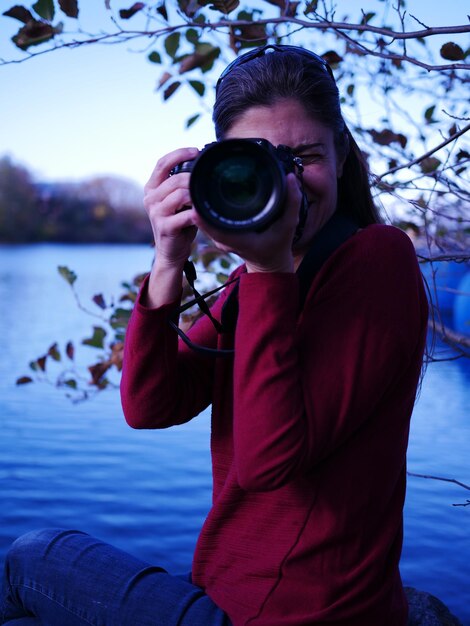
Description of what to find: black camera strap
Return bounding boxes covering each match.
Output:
[296,212,359,309]
[292,156,308,246]
[167,260,238,357]
[220,212,359,333]
[182,259,224,333]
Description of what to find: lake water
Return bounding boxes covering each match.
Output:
[0,244,469,624]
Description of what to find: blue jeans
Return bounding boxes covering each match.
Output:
[0,529,232,626]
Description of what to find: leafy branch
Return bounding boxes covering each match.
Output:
[16,263,144,400]
[15,239,237,399]
[1,1,469,72]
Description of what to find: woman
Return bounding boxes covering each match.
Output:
[1,45,428,626]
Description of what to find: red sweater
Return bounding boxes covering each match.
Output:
[121,224,428,626]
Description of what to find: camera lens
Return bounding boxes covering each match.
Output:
[212,156,272,217]
[190,139,287,231]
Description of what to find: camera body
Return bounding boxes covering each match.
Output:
[171,138,300,232]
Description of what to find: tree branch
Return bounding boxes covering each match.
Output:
[431,323,470,352]
[407,472,470,507]
[408,472,470,490]
[1,17,469,70]
[376,123,470,179]
[418,253,470,263]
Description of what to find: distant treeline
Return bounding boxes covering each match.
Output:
[0,156,152,243]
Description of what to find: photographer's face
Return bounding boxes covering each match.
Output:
[224,98,344,261]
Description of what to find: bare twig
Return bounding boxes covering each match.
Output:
[407,472,470,506]
[407,472,470,491]
[418,252,470,263]
[431,324,470,352]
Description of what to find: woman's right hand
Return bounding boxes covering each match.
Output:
[144,147,200,269]
[142,147,200,307]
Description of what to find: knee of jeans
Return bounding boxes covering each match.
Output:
[6,529,78,571]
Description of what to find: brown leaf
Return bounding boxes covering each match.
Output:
[369,129,407,148]
[440,42,465,61]
[92,293,107,309]
[322,50,343,67]
[66,341,75,360]
[304,0,318,13]
[3,6,34,23]
[456,149,470,161]
[48,343,61,361]
[156,2,168,20]
[163,81,181,100]
[119,2,145,19]
[263,0,285,9]
[209,0,239,13]
[16,376,33,385]
[177,0,200,18]
[110,342,124,371]
[240,22,267,42]
[286,2,300,17]
[157,71,172,88]
[179,53,204,74]
[178,45,220,73]
[88,362,111,385]
[230,23,267,50]
[12,20,55,50]
[119,292,137,303]
[58,0,78,18]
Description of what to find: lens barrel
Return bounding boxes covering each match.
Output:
[189,139,290,232]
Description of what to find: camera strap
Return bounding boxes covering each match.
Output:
[296,212,359,309]
[220,212,359,333]
[182,259,225,333]
[292,157,308,246]
[168,263,239,356]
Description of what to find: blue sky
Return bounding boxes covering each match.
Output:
[0,1,467,186]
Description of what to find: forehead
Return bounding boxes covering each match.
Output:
[224,99,334,150]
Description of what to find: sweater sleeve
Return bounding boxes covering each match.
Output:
[120,271,236,429]
[233,225,428,491]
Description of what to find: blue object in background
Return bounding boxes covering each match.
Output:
[454,271,470,337]
[421,260,468,313]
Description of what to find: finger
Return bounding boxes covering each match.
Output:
[158,207,198,236]
[145,147,199,191]
[144,181,193,216]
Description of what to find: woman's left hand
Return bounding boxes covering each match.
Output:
[193,173,302,274]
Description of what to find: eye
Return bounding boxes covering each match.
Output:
[296,152,324,165]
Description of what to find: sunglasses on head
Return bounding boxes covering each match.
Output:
[216,44,335,95]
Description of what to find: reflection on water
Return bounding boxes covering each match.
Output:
[0,244,469,624]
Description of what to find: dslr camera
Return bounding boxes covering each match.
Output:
[171,138,303,232]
